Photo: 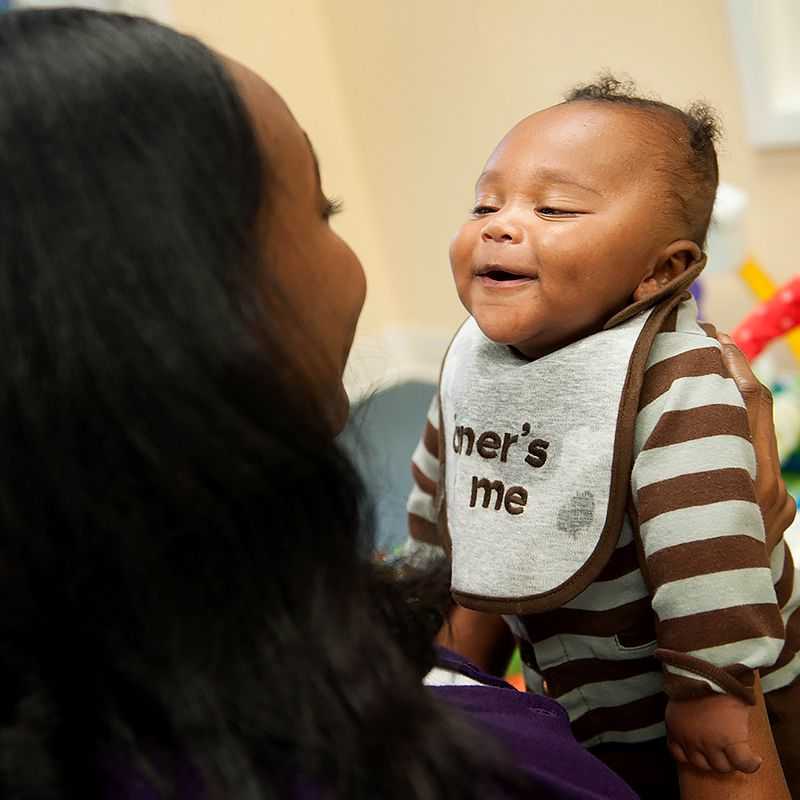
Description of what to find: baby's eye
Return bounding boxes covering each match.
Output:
[537,206,580,217]
[471,205,498,216]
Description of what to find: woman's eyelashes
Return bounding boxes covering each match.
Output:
[323,196,344,221]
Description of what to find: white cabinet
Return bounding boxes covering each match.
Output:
[728,0,800,149]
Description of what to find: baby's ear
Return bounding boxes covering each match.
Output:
[633,240,704,302]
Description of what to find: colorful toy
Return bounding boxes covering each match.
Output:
[705,185,800,359]
[729,274,800,464]
[735,269,800,363]
[702,184,800,481]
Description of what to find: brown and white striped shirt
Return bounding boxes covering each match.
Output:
[407,299,800,747]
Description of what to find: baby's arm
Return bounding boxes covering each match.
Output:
[678,675,790,798]
[632,333,785,774]
[406,394,515,675]
[406,394,444,555]
[677,335,792,796]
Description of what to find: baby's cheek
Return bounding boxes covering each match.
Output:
[548,235,613,291]
[449,225,474,273]
[538,245,586,290]
[449,237,474,302]
[537,225,583,264]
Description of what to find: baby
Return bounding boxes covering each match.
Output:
[407,77,800,796]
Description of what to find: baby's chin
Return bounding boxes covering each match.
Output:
[471,309,542,349]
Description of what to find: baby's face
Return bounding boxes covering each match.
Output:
[450,102,677,359]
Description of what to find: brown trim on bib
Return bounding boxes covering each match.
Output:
[603,259,705,330]
[451,290,691,614]
[434,324,466,559]
[436,405,453,558]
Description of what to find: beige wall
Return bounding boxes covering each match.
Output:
[171,0,392,337]
[173,0,799,340]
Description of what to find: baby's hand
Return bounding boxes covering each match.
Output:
[665,693,762,774]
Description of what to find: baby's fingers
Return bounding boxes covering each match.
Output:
[668,740,688,765]
[724,741,762,774]
[688,750,712,771]
[705,747,734,774]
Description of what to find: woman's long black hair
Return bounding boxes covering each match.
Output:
[0,9,526,799]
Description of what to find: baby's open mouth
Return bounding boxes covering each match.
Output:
[484,269,525,281]
[475,265,537,286]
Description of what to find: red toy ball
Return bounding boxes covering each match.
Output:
[732,275,800,361]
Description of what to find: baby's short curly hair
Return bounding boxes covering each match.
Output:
[565,74,720,246]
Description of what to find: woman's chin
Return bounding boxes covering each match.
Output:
[328,380,351,435]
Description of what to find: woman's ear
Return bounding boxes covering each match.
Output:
[633,240,703,302]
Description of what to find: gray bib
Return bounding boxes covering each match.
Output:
[439,299,676,614]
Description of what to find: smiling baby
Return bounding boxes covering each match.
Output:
[407,76,800,796]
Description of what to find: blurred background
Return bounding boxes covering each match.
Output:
[7,0,800,553]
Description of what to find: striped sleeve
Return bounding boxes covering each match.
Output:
[762,541,800,692]
[406,393,446,554]
[631,329,785,704]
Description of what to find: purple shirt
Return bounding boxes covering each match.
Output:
[430,649,638,799]
[104,650,637,799]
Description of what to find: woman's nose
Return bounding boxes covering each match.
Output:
[481,214,523,244]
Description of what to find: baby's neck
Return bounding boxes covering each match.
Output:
[509,321,605,362]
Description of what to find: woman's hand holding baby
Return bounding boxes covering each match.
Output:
[672,332,794,798]
[717,332,797,552]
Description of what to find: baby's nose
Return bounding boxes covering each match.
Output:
[481,216,522,244]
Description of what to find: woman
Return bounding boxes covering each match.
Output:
[0,8,791,799]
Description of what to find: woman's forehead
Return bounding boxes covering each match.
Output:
[223,56,313,188]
